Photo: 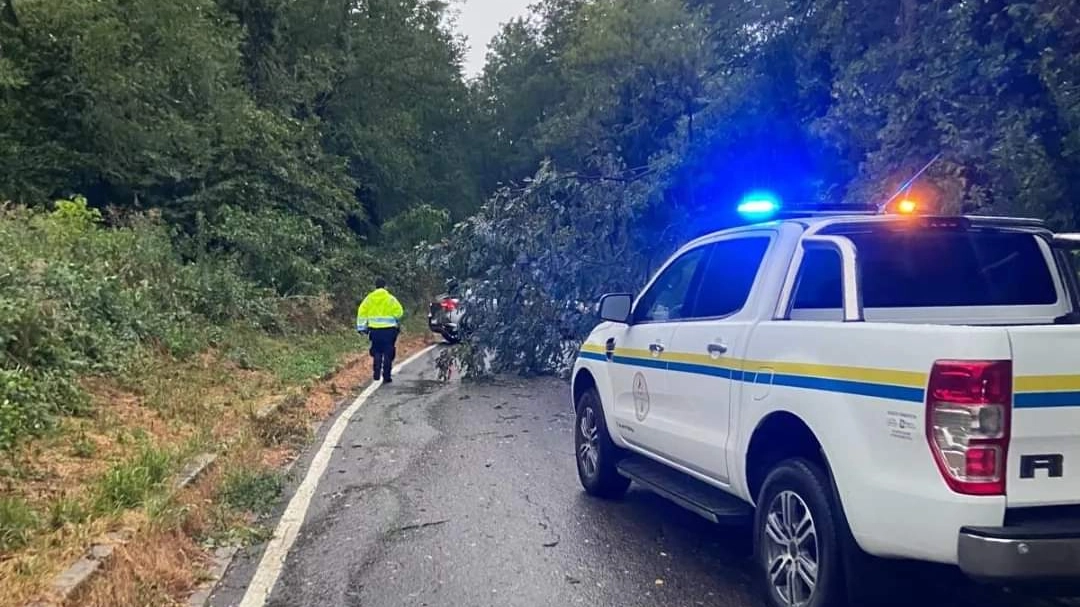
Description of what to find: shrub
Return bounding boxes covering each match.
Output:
[0,370,50,450]
[0,198,282,450]
[204,206,329,297]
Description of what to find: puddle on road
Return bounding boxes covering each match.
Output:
[396,379,443,396]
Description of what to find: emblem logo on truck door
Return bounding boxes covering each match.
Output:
[1019,454,1064,479]
[633,372,650,422]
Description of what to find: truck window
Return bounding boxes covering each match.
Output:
[793,229,1058,309]
[633,246,708,323]
[690,236,771,318]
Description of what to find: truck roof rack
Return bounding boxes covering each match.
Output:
[964,215,1047,228]
[774,208,1048,227]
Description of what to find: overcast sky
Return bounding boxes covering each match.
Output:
[454,0,534,77]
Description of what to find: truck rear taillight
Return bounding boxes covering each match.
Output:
[926,360,1012,496]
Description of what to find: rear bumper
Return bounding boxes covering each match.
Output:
[427,315,458,332]
[958,525,1080,581]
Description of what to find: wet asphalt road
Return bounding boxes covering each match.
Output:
[209,350,1076,607]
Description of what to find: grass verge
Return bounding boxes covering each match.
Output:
[0,327,433,607]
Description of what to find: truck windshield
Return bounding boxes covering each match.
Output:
[793,229,1059,308]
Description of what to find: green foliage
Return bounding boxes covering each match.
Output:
[0,496,39,552]
[0,0,483,240]
[0,368,81,451]
[426,160,662,377]
[808,0,1080,226]
[448,0,1080,378]
[205,207,329,297]
[380,204,450,251]
[0,200,276,450]
[0,368,50,450]
[0,0,480,346]
[218,467,283,516]
[94,445,174,511]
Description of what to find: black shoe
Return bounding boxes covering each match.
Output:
[373,373,381,382]
[383,376,392,384]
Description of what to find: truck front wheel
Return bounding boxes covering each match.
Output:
[755,459,846,607]
[574,387,630,499]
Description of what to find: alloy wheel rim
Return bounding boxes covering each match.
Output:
[577,406,600,479]
[763,490,819,607]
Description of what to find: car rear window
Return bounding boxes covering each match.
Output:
[793,229,1059,309]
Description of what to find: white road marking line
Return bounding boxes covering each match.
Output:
[237,344,439,607]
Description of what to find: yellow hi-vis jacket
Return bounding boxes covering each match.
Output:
[356,288,404,331]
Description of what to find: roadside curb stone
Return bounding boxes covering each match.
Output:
[24,531,130,607]
[22,449,218,607]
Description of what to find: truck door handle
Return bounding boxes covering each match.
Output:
[649,343,665,354]
[707,343,728,355]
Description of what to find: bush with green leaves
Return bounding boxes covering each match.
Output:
[0,368,85,451]
[0,197,280,450]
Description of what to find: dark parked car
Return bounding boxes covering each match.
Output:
[428,280,466,343]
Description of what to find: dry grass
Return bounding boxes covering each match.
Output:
[0,330,434,607]
[66,529,205,607]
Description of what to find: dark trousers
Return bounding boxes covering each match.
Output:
[368,327,399,380]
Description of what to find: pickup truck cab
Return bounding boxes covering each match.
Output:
[571,211,1080,607]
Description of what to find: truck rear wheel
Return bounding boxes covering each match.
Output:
[574,387,630,499]
[755,458,845,607]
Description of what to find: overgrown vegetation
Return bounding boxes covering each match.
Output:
[433,0,1080,377]
[2,0,1078,601]
[1,0,469,449]
[2,4,450,599]
[0,198,272,450]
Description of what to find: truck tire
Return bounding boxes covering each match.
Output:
[755,458,846,607]
[574,387,630,499]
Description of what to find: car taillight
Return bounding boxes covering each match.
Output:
[926,360,1012,496]
[441,298,458,311]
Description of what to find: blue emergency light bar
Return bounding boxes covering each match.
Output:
[737,191,782,220]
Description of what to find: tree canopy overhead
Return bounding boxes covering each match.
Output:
[0,0,483,294]
[438,0,1080,376]
[3,0,1078,377]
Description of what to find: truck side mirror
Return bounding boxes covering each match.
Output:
[598,293,633,324]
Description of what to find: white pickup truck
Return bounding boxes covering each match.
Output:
[571,211,1080,607]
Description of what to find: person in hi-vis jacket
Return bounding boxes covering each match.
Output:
[356,278,404,383]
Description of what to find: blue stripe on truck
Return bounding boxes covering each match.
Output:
[578,350,926,403]
[1014,391,1080,409]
